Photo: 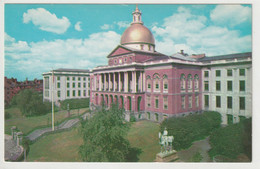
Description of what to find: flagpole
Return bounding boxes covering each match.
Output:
[52,69,55,131]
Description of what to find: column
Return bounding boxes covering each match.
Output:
[143,72,146,92]
[99,74,102,91]
[104,74,107,91]
[94,75,96,90]
[125,72,128,92]
[140,72,143,92]
[133,71,137,93]
[108,73,111,91]
[113,73,116,92]
[119,72,121,92]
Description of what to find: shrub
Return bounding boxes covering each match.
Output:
[130,115,136,122]
[5,111,11,119]
[60,98,89,110]
[160,111,221,150]
[209,118,252,160]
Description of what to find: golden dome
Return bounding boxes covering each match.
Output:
[120,23,155,45]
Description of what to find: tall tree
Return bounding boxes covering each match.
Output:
[79,104,141,162]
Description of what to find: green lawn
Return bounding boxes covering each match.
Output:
[27,126,83,162]
[5,107,88,135]
[127,121,161,162]
[26,120,160,162]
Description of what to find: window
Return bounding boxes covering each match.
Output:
[78,90,81,97]
[147,112,150,120]
[147,96,151,107]
[216,70,221,77]
[140,44,144,50]
[78,77,81,81]
[57,82,60,88]
[45,91,49,97]
[73,90,76,97]
[187,74,192,89]
[195,95,199,107]
[216,81,221,91]
[84,90,86,96]
[163,75,168,92]
[73,83,75,88]
[57,76,60,81]
[181,96,185,109]
[67,90,70,97]
[227,81,232,91]
[204,71,209,77]
[239,69,245,76]
[216,96,221,108]
[240,80,245,91]
[227,69,233,76]
[188,96,192,108]
[57,91,60,98]
[67,82,70,88]
[204,95,209,107]
[204,81,209,91]
[181,74,185,90]
[67,77,70,81]
[155,96,159,109]
[88,90,90,96]
[147,76,151,91]
[83,77,86,81]
[194,74,199,90]
[83,83,86,88]
[154,74,160,92]
[227,96,232,109]
[163,97,168,110]
[239,97,245,110]
[44,77,49,89]
[72,77,75,81]
[155,113,159,121]
[78,83,81,88]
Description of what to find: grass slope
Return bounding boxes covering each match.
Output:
[26,120,160,162]
[127,121,160,162]
[27,126,83,162]
[5,107,88,135]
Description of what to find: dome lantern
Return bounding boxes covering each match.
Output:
[120,5,155,52]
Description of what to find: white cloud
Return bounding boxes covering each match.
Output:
[210,5,251,27]
[101,24,113,30]
[5,31,121,79]
[115,21,130,29]
[23,8,71,34]
[152,6,251,56]
[75,21,82,31]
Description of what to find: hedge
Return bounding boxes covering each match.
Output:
[160,111,221,151]
[208,118,252,160]
[60,98,89,110]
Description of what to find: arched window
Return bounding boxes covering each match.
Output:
[146,75,151,92]
[153,74,160,92]
[187,74,192,90]
[194,74,199,90]
[163,75,168,93]
[180,74,185,90]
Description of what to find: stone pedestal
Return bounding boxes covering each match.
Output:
[155,150,179,162]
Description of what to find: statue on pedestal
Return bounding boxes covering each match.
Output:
[159,127,174,154]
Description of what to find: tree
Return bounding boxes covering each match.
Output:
[79,104,141,162]
[11,89,51,117]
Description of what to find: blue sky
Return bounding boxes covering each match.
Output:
[4,4,252,81]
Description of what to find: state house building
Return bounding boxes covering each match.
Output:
[89,6,252,124]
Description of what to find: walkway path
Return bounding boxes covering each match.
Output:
[177,137,212,162]
[26,113,89,142]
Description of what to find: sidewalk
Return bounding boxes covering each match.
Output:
[26,113,89,142]
[177,137,212,162]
